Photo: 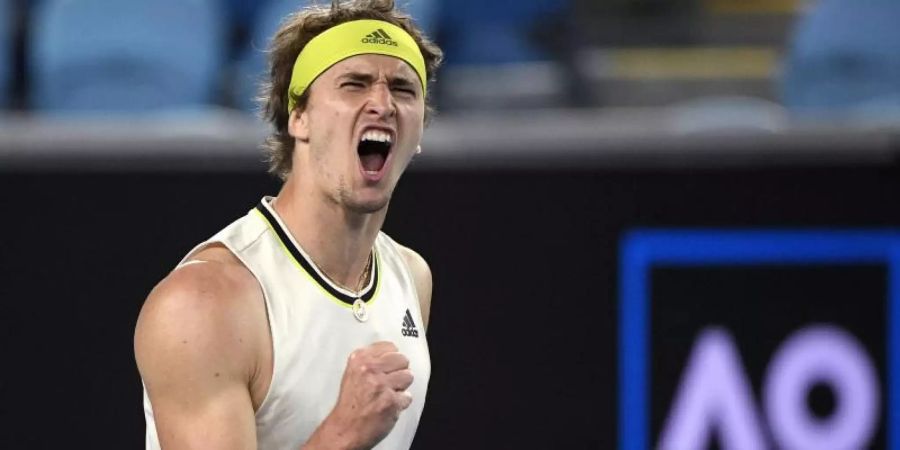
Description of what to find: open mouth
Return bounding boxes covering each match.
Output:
[357,129,392,175]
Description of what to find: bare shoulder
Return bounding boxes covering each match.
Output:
[135,244,266,446]
[395,244,433,329]
[136,244,263,341]
[135,243,267,389]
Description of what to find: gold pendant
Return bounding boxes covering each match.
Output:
[352,298,368,323]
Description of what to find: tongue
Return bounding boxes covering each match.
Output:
[360,153,386,172]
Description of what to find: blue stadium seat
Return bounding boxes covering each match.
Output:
[781,0,900,119]
[438,0,565,65]
[399,0,438,37]
[29,0,227,114]
[0,0,12,108]
[233,0,308,113]
[226,0,273,31]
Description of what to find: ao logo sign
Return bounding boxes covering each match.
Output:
[619,230,900,450]
[659,325,878,450]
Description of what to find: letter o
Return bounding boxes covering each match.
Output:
[763,325,879,450]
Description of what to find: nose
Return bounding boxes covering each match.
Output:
[364,82,396,118]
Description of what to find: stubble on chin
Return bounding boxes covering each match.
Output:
[343,192,391,214]
[335,176,392,214]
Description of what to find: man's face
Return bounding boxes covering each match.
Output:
[289,54,426,214]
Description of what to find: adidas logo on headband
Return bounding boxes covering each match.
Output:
[362,28,398,47]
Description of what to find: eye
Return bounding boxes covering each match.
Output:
[341,81,365,89]
[392,86,417,97]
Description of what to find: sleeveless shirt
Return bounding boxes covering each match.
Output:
[142,197,430,449]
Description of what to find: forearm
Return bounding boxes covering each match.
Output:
[301,416,363,450]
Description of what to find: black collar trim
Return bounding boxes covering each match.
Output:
[255,201,378,305]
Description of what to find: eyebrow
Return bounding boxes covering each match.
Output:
[337,71,419,91]
[338,72,376,83]
[388,77,417,90]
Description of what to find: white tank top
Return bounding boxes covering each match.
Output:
[143,197,430,450]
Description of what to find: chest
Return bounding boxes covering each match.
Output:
[252,258,430,448]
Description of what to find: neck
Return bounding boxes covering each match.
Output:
[272,176,386,289]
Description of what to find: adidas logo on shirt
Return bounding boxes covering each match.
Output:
[361,28,398,47]
[401,309,419,338]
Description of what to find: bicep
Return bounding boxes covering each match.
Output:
[135,267,261,450]
[148,379,257,450]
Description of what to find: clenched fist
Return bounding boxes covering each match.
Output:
[304,341,414,450]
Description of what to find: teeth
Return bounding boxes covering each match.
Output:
[361,130,392,144]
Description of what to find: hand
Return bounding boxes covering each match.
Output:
[307,341,414,450]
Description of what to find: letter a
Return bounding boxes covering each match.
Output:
[658,328,767,450]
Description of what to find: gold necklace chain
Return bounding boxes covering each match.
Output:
[352,252,373,296]
[321,252,372,296]
[349,253,373,323]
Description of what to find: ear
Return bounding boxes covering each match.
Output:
[288,108,310,142]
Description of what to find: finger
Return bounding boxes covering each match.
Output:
[368,341,399,356]
[376,352,410,372]
[395,390,413,410]
[385,369,414,391]
[348,342,398,362]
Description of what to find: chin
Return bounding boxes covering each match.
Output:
[345,194,391,214]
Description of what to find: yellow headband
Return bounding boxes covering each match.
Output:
[286,19,427,113]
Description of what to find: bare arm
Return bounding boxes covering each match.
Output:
[135,259,268,450]
[398,246,433,330]
[136,250,414,450]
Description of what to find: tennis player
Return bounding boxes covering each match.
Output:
[135,1,443,448]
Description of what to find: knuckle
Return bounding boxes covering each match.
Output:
[379,341,398,352]
[378,394,395,413]
[375,354,392,367]
[397,391,413,408]
[366,373,383,389]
